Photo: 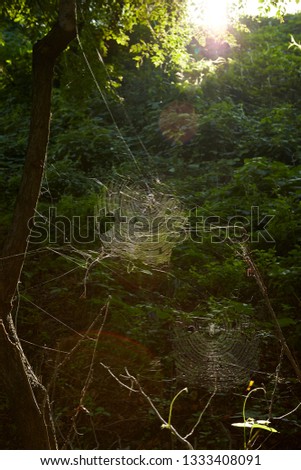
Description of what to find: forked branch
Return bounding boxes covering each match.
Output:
[100,362,216,450]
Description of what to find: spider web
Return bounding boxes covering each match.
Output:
[95,176,187,267]
[173,314,259,392]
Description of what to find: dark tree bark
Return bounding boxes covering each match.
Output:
[0,0,77,449]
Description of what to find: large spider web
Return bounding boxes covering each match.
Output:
[95,177,187,267]
[173,314,260,392]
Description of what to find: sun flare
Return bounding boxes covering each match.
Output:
[187,0,301,32]
[203,0,229,32]
[188,0,229,33]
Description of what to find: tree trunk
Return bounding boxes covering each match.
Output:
[0,0,77,449]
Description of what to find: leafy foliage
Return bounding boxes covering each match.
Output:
[1,1,301,450]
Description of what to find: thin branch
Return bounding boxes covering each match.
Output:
[80,252,110,299]
[100,362,139,393]
[273,402,301,420]
[268,346,284,420]
[184,387,216,440]
[99,363,194,450]
[78,300,111,402]
[239,244,301,384]
[60,299,110,449]
[61,298,108,363]
[47,298,110,405]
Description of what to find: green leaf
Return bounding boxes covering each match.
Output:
[252,424,279,433]
[232,422,278,433]
[232,422,254,428]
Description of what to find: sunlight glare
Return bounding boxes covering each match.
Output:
[188,1,301,32]
[203,0,229,33]
[188,0,229,33]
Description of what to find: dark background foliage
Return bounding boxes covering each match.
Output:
[1,1,301,449]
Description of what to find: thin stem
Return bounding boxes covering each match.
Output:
[240,245,301,384]
[167,387,188,428]
[273,402,301,420]
[184,387,216,440]
[99,363,194,450]
[242,387,266,450]
[61,299,110,449]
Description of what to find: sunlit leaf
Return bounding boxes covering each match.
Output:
[252,423,279,433]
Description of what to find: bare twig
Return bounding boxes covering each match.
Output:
[273,402,301,420]
[184,387,216,440]
[52,297,110,375]
[240,244,301,384]
[268,346,284,420]
[99,363,194,450]
[80,252,111,299]
[60,299,110,448]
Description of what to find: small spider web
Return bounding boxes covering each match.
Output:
[173,314,259,392]
[95,177,187,267]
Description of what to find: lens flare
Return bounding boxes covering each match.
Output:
[188,0,229,33]
[187,0,301,32]
[203,0,229,33]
